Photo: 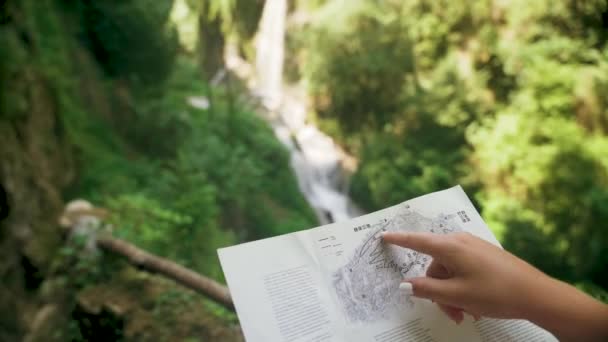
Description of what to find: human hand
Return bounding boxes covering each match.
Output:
[382,231,608,341]
[382,231,551,323]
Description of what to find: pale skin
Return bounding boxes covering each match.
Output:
[381,231,608,342]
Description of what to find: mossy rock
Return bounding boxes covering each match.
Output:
[75,267,243,342]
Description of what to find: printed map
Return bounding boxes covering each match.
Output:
[332,203,462,323]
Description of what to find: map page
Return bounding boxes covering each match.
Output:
[218,185,557,342]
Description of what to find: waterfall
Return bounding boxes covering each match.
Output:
[250,0,362,225]
[254,0,286,111]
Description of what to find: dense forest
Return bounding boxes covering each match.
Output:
[1,0,607,340]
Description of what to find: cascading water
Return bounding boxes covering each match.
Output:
[248,0,362,224]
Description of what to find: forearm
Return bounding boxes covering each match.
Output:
[522,277,608,341]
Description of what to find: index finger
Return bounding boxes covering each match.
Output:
[381,232,451,258]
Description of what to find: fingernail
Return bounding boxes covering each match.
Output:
[399,282,413,295]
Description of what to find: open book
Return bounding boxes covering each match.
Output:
[218,186,557,341]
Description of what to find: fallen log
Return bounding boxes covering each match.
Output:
[97,235,234,311]
[59,199,234,311]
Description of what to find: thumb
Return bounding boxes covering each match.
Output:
[406,277,461,306]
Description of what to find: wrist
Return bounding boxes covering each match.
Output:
[518,275,562,320]
[521,276,608,341]
[515,270,556,320]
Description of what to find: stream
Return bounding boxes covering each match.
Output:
[248,0,362,225]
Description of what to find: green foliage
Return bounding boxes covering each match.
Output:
[74,0,178,85]
[298,0,608,293]
[25,0,316,279]
[6,0,315,286]
[303,1,415,134]
[74,59,316,279]
[153,287,195,319]
[204,0,263,41]
[303,1,491,205]
[471,115,608,284]
[351,114,468,210]
[576,282,608,303]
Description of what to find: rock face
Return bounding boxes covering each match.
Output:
[1,2,75,336]
[0,61,74,340]
[0,4,79,331]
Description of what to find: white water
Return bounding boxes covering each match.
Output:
[248,0,362,224]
